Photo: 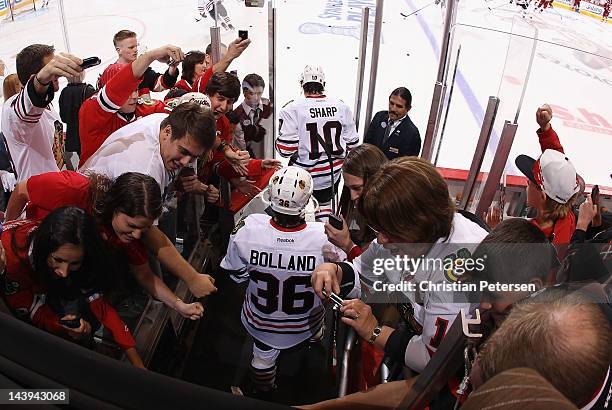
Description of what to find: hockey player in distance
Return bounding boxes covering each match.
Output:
[220,166,360,396]
[196,0,235,30]
[276,66,359,221]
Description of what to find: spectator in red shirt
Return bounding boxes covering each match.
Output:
[174,51,207,92]
[515,104,581,246]
[4,171,205,321]
[111,30,179,98]
[191,39,243,95]
[0,207,144,367]
[78,44,185,166]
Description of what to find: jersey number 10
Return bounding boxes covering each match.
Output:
[306,121,344,160]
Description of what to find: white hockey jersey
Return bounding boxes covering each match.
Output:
[276,96,359,190]
[350,212,488,372]
[221,213,359,349]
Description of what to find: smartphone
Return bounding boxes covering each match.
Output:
[322,289,343,308]
[238,30,248,40]
[328,214,343,230]
[80,56,101,69]
[592,185,600,205]
[323,290,359,319]
[179,167,196,177]
[59,317,81,329]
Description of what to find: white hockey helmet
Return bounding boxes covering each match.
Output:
[267,166,313,217]
[300,65,325,87]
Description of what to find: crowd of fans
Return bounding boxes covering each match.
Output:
[0,24,609,409]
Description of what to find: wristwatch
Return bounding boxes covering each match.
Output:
[368,325,382,344]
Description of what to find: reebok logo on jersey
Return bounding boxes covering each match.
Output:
[277,238,295,243]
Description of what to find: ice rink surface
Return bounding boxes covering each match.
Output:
[1,0,610,186]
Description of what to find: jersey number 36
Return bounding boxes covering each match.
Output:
[250,271,314,315]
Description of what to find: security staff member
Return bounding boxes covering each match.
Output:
[364,87,421,160]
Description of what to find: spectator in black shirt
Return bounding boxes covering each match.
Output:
[364,87,421,160]
[58,71,95,164]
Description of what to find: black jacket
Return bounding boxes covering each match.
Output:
[58,82,96,154]
[364,110,421,160]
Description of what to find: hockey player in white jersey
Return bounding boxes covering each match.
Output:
[196,0,235,30]
[311,157,488,374]
[220,166,360,394]
[276,66,359,221]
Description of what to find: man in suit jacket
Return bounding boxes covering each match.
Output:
[364,87,421,160]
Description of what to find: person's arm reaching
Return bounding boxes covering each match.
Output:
[298,378,417,410]
[212,38,250,74]
[87,295,145,368]
[130,263,204,320]
[6,53,81,152]
[535,104,564,153]
[4,180,28,221]
[131,45,184,80]
[141,226,218,298]
[192,38,250,94]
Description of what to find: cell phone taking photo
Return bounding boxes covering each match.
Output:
[80,56,101,69]
[238,30,248,40]
[179,166,196,178]
[328,214,343,230]
[323,289,344,308]
[592,185,600,205]
[59,317,81,329]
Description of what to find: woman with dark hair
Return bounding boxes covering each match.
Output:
[173,51,206,92]
[5,170,204,320]
[324,144,388,261]
[0,207,144,367]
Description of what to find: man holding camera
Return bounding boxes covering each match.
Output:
[2,44,83,182]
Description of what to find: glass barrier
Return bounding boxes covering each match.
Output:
[0,0,68,92]
[368,0,446,144]
[273,0,369,123]
[427,0,611,216]
[467,16,539,215]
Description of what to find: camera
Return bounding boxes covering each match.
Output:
[59,317,81,329]
[328,214,343,230]
[80,57,101,69]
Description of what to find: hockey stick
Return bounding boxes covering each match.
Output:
[8,0,14,21]
[549,5,564,20]
[488,0,511,11]
[400,1,435,18]
[487,3,506,11]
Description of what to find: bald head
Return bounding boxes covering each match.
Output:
[478,289,610,407]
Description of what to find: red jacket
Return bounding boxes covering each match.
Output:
[191,67,214,94]
[78,63,168,166]
[1,219,136,350]
[25,171,149,266]
[174,79,193,92]
[531,125,576,245]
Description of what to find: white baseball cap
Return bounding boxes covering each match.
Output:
[515,149,580,204]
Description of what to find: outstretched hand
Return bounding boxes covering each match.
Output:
[536,104,553,131]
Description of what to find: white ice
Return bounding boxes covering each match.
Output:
[1,0,610,187]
